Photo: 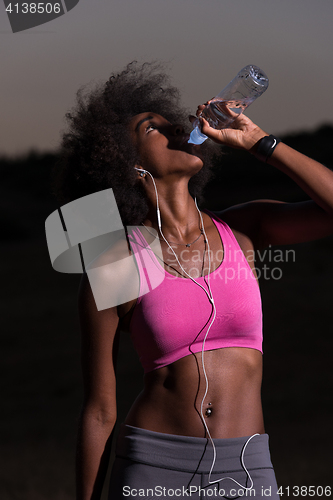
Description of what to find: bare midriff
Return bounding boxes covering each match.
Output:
[124,346,265,439]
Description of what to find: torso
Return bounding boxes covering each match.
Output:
[118,212,265,438]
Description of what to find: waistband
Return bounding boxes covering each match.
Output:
[115,425,273,474]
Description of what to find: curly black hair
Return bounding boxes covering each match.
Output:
[52,61,214,225]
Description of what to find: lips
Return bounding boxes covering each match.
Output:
[179,134,190,146]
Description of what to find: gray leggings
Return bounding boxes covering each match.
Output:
[109,425,280,499]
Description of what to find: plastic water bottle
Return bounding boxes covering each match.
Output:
[188,65,269,145]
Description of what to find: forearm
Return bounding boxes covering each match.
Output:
[76,407,116,500]
[267,142,333,216]
[200,111,333,217]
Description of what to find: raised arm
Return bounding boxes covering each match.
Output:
[76,272,120,500]
[196,112,333,247]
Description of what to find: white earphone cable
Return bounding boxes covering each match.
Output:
[135,167,258,490]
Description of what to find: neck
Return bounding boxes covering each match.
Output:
[143,177,202,242]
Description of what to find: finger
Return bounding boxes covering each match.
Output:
[195,98,215,117]
[199,117,224,143]
[189,115,197,124]
[196,104,206,117]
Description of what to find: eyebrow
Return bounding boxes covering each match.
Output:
[134,115,154,132]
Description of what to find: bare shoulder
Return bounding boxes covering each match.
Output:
[85,231,132,273]
[82,232,140,314]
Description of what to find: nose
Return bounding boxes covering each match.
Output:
[171,124,185,136]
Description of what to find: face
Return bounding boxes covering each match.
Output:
[128,112,203,178]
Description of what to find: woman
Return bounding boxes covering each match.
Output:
[54,62,333,499]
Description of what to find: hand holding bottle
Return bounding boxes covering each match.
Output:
[189,109,267,152]
[188,65,269,145]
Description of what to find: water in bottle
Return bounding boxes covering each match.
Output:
[188,65,269,145]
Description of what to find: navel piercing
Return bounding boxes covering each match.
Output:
[205,403,212,417]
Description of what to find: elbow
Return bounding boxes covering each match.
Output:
[79,402,117,430]
[94,408,117,428]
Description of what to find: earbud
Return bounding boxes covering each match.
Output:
[134,167,147,177]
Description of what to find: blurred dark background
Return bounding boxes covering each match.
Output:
[1,126,333,499]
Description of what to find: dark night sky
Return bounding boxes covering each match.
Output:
[1,0,333,155]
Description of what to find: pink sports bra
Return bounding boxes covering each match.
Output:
[127,213,263,373]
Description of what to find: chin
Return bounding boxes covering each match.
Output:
[191,145,204,162]
[188,161,204,179]
[191,153,204,170]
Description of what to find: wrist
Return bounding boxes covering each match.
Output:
[251,134,281,162]
[244,128,268,152]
